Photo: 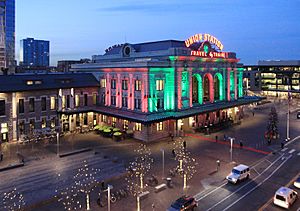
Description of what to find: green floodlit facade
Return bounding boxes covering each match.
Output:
[70,36,261,142]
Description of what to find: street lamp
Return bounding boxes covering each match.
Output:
[56,132,60,156]
[160,148,165,179]
[287,91,291,141]
[229,137,234,162]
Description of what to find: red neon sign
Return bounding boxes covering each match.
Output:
[191,51,228,58]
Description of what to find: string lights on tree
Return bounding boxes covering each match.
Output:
[3,188,26,211]
[125,144,153,211]
[55,160,100,211]
[173,138,197,189]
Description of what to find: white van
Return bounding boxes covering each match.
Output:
[273,187,297,209]
[226,164,250,184]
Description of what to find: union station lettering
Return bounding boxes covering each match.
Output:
[191,51,228,58]
[185,33,224,50]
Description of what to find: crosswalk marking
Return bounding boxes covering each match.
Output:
[281,148,288,152]
[288,149,296,154]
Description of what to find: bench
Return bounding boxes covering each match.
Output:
[138,191,150,200]
[155,183,167,193]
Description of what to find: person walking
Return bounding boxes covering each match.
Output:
[183,140,186,149]
[240,140,243,148]
[172,149,176,158]
[281,141,285,149]
[215,135,218,142]
[216,160,220,171]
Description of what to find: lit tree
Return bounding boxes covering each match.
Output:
[3,188,26,211]
[173,138,197,189]
[56,160,100,210]
[125,144,153,211]
[265,107,279,142]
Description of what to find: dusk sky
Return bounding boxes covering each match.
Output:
[17,0,300,66]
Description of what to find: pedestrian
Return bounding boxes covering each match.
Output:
[281,141,284,149]
[0,153,3,161]
[183,140,186,149]
[152,203,155,210]
[240,140,243,148]
[223,134,227,141]
[216,159,220,171]
[252,111,255,116]
[172,149,176,158]
[215,135,218,142]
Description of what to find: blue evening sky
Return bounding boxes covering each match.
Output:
[16,0,300,66]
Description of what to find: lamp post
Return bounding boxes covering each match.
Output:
[287,91,290,141]
[230,137,234,162]
[56,132,60,156]
[161,148,165,179]
[107,184,113,211]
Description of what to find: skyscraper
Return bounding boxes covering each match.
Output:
[20,38,50,67]
[0,0,15,72]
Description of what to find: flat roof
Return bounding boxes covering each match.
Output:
[58,96,263,124]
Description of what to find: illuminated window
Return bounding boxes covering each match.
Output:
[157,122,163,131]
[35,80,42,85]
[102,115,107,123]
[75,95,80,107]
[41,117,46,128]
[62,96,66,109]
[135,123,142,131]
[122,80,128,90]
[135,80,141,91]
[93,93,97,105]
[19,99,24,113]
[134,98,141,109]
[123,120,129,130]
[50,97,56,110]
[112,117,117,127]
[111,79,116,89]
[26,80,33,85]
[51,117,56,128]
[101,79,106,88]
[156,80,164,91]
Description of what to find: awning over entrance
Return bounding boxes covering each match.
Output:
[58,96,263,124]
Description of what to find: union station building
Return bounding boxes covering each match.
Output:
[0,33,261,142]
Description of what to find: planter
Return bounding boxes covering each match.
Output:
[103,129,112,137]
[113,132,123,142]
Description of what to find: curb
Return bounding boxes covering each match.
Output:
[0,162,24,172]
[58,148,92,158]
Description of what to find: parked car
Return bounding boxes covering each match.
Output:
[273,187,297,209]
[167,195,198,211]
[294,176,300,189]
[226,164,250,184]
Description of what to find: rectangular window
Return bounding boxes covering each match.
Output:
[101,93,105,105]
[102,115,107,123]
[122,97,128,108]
[19,99,24,114]
[135,80,141,91]
[50,117,56,128]
[29,119,35,132]
[19,121,25,135]
[111,79,116,89]
[41,97,47,111]
[134,98,141,109]
[29,98,35,112]
[156,80,164,91]
[157,98,164,109]
[0,100,5,116]
[93,93,97,105]
[62,96,66,109]
[75,95,80,107]
[41,117,47,128]
[112,117,117,127]
[111,96,116,106]
[157,122,163,131]
[101,79,106,88]
[66,95,70,108]
[123,120,128,130]
[135,123,142,131]
[50,97,56,110]
[122,80,128,90]
[84,94,88,106]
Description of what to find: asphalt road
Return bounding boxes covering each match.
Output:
[194,136,300,211]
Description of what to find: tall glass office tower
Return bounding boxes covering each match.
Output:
[0,0,15,70]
